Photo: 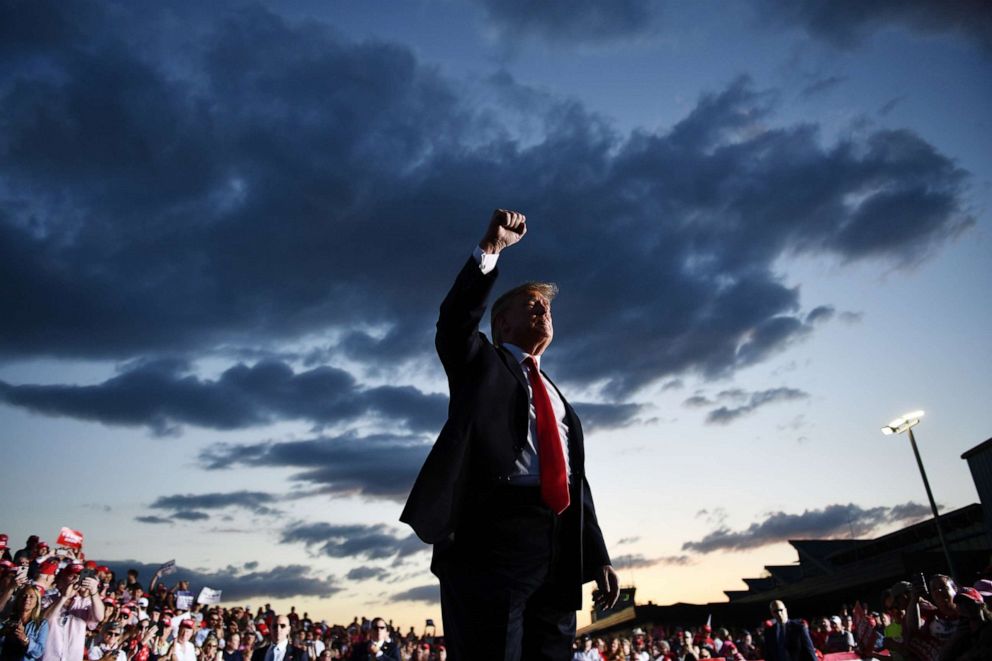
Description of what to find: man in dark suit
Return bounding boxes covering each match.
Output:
[251,616,308,661]
[348,618,400,660]
[763,600,818,661]
[401,209,618,660]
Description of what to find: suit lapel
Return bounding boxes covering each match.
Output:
[497,345,529,392]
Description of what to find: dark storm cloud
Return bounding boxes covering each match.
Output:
[0,360,445,435]
[149,491,281,516]
[705,387,809,424]
[392,584,439,605]
[281,522,429,561]
[612,553,691,568]
[199,433,429,502]
[805,305,835,324]
[134,515,173,525]
[757,0,992,54]
[346,566,390,582]
[0,1,973,401]
[97,560,341,600]
[474,0,659,43]
[681,501,931,553]
[171,510,210,521]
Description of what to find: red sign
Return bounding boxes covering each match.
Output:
[56,527,84,549]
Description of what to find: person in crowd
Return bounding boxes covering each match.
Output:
[349,617,398,661]
[904,573,964,660]
[252,616,307,661]
[0,585,49,661]
[734,630,758,660]
[762,600,816,661]
[42,571,104,661]
[223,632,243,661]
[940,587,992,660]
[631,634,650,661]
[572,635,600,661]
[88,622,126,661]
[675,629,698,661]
[168,619,197,661]
[197,611,225,648]
[823,615,854,653]
[199,637,222,661]
[0,536,11,564]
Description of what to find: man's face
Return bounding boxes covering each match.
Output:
[371,619,388,642]
[770,601,787,623]
[829,619,842,633]
[498,291,553,355]
[276,616,290,643]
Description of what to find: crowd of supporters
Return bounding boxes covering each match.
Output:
[3,533,992,660]
[568,573,992,660]
[0,534,444,661]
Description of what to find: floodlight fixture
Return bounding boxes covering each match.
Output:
[881,410,925,435]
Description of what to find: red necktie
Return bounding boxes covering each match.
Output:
[524,356,570,514]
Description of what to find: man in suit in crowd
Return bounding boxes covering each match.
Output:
[349,618,400,660]
[763,600,818,661]
[401,209,619,660]
[252,616,308,661]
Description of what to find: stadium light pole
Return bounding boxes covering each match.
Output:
[881,410,957,580]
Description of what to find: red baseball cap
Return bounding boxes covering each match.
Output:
[179,619,195,630]
[39,558,61,576]
[85,561,97,570]
[956,587,984,605]
[62,562,84,575]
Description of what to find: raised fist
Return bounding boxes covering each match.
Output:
[479,208,526,254]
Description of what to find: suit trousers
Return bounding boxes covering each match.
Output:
[436,486,576,661]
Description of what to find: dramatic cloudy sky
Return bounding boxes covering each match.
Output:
[2,0,990,629]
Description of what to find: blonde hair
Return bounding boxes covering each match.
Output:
[490,281,558,344]
[18,585,44,625]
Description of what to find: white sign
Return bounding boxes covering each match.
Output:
[175,590,194,611]
[197,587,222,605]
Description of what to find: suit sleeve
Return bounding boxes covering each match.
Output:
[798,623,818,661]
[435,257,499,378]
[400,256,498,544]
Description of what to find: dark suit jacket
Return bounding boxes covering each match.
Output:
[251,643,309,661]
[400,256,610,608]
[762,620,817,661]
[348,639,400,661]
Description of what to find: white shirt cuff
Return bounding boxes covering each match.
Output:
[473,245,499,275]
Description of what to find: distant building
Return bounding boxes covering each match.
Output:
[578,436,992,637]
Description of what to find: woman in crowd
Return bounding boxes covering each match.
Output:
[0,586,48,661]
[148,617,173,661]
[198,636,222,661]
